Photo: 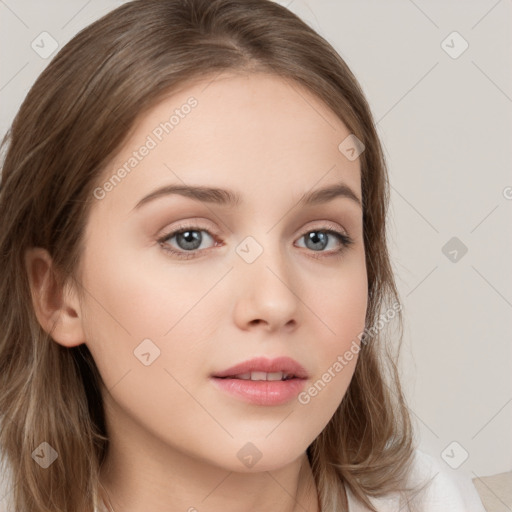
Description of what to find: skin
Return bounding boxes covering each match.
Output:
[25,71,368,512]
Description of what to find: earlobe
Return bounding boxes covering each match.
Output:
[24,247,85,347]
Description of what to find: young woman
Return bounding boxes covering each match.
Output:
[0,1,486,511]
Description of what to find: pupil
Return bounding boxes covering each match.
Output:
[177,230,201,250]
[306,231,327,251]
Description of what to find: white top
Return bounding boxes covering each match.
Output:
[0,448,486,512]
[346,448,487,511]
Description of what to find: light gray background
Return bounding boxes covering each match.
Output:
[1,0,510,486]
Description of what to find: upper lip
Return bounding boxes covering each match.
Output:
[211,356,309,379]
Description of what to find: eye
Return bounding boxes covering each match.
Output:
[157,224,218,260]
[295,228,353,259]
[157,223,354,260]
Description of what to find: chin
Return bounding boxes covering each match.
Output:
[209,441,309,474]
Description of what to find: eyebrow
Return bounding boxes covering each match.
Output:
[131,182,362,212]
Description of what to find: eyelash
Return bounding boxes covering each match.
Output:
[157,222,354,261]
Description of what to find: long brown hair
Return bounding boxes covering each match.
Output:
[0,1,430,510]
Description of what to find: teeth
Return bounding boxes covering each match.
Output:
[251,371,269,381]
[233,371,290,381]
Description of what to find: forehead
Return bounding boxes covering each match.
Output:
[94,71,362,216]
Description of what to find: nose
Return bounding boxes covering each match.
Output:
[232,237,299,332]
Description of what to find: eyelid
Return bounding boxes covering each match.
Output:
[299,219,348,237]
[156,218,218,238]
[157,219,349,243]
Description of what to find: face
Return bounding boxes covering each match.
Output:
[77,71,368,473]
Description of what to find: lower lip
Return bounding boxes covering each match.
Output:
[211,377,307,406]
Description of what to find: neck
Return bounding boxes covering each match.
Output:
[98,450,320,512]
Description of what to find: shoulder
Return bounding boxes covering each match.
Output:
[345,448,487,512]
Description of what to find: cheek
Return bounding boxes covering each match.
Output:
[79,237,230,386]
[79,244,229,448]
[296,251,367,419]
[308,246,368,351]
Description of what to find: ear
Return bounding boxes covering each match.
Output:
[24,247,85,347]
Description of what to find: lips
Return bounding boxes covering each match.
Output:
[210,356,308,406]
[211,356,308,380]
